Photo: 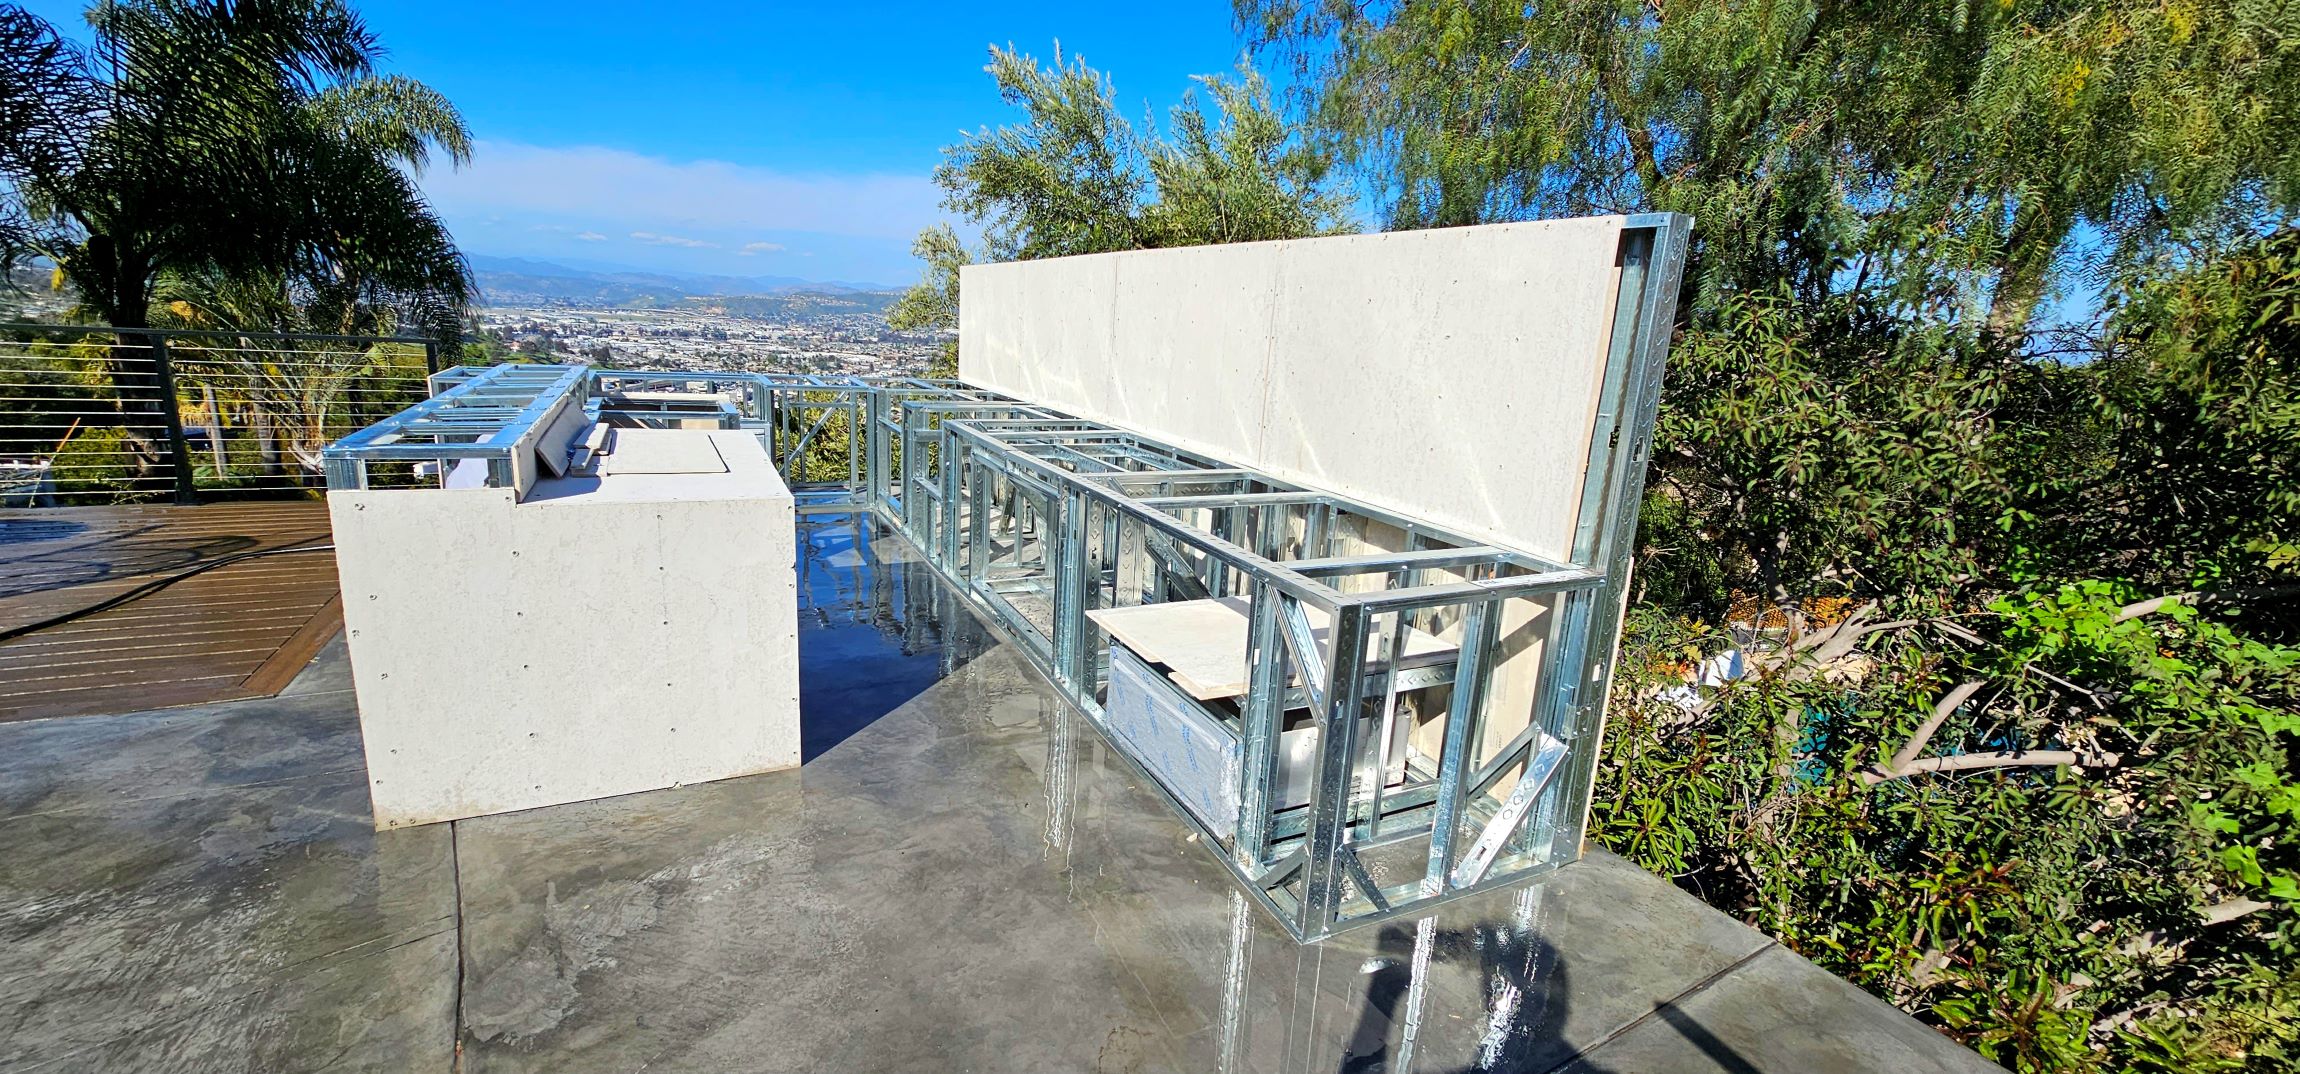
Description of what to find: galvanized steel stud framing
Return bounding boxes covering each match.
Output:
[323,215,1690,942]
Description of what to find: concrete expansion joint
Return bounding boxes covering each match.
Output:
[1532,941,1779,1074]
[449,817,469,1074]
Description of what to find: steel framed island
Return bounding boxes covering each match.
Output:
[322,213,1691,942]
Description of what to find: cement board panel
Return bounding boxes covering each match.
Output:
[958,217,1628,564]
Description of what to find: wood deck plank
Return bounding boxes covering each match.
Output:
[0,502,344,722]
[239,595,344,696]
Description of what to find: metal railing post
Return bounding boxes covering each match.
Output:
[422,340,440,375]
[866,389,890,511]
[149,334,198,505]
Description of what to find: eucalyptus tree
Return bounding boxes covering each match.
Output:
[1236,4,2300,1067]
[891,45,1352,351]
[1239,0,2300,331]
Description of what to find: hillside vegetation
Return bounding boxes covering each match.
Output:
[901,13,2300,1070]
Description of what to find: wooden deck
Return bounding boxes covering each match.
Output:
[0,502,343,722]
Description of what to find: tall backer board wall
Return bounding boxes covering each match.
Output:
[960,216,1681,862]
[957,217,1633,567]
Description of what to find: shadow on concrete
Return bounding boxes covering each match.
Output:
[1654,1003,1765,1074]
[1337,920,1766,1074]
[1337,921,1607,1074]
[794,512,992,761]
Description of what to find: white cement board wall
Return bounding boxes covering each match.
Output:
[330,429,800,828]
[959,217,1631,564]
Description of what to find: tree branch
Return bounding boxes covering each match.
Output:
[1930,618,1987,647]
[2116,585,2300,622]
[2116,591,2200,622]
[1863,748,2117,785]
[2201,898,2270,927]
[2022,661,2107,707]
[1889,680,1987,771]
[1743,602,1920,680]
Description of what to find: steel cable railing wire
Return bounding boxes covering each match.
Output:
[0,329,410,622]
[4,333,433,500]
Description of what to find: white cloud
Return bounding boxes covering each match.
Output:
[574,231,606,241]
[631,230,716,249]
[738,241,785,256]
[421,141,941,242]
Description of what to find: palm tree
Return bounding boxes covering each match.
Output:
[0,0,472,480]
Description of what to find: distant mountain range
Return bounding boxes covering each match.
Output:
[469,254,904,309]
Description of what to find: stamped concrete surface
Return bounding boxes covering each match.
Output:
[0,670,455,1071]
[0,515,2000,1073]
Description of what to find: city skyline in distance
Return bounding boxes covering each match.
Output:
[467,253,906,305]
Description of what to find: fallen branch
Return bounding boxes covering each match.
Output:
[2201,898,2271,927]
[1865,748,2119,785]
[1744,602,1917,680]
[1930,618,1987,647]
[2116,585,2300,622]
[2022,662,2109,707]
[2117,592,2201,622]
[1889,680,1989,771]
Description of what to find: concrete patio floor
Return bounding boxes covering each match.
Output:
[0,514,2000,1073]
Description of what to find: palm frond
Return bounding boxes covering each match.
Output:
[308,73,472,174]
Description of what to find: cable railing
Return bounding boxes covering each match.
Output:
[0,324,444,505]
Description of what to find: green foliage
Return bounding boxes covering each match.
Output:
[0,1,473,340]
[1137,69,1349,248]
[889,45,1353,353]
[0,1,470,497]
[886,225,967,335]
[2032,229,2300,593]
[779,393,864,486]
[886,225,966,379]
[941,45,1152,261]
[1599,582,2299,1071]
[1611,240,2300,1071]
[1646,289,2061,614]
[0,337,138,497]
[937,45,1351,260]
[1238,4,2300,1069]
[1595,232,2300,1071]
[0,322,434,501]
[1240,0,2300,329]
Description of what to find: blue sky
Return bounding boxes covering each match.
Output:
[25,0,1255,285]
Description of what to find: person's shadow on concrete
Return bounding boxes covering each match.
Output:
[1336,922,1762,1074]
